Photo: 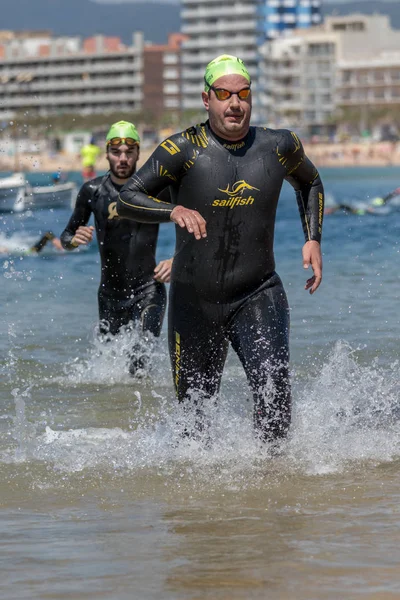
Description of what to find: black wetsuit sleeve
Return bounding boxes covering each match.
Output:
[117,135,187,223]
[30,231,55,253]
[60,183,93,250]
[278,130,324,243]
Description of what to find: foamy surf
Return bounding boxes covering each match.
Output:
[3,341,399,484]
[59,326,171,386]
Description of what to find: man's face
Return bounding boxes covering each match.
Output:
[202,74,252,141]
[106,143,140,180]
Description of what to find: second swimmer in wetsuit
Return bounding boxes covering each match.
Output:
[61,121,173,376]
[116,55,324,442]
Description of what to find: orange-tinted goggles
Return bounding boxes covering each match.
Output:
[107,137,139,147]
[210,86,251,101]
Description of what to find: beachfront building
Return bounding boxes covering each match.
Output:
[337,55,400,135]
[180,0,259,112]
[179,0,322,116]
[0,32,144,120]
[259,28,337,134]
[0,31,187,123]
[335,16,400,135]
[143,33,188,120]
[258,0,322,40]
[259,14,400,135]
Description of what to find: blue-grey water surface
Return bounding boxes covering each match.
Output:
[0,166,399,599]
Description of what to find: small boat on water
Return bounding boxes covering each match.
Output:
[0,172,26,212]
[25,181,77,210]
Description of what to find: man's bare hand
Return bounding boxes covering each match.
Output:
[71,225,94,247]
[170,206,207,240]
[302,240,322,294]
[51,237,63,251]
[154,258,173,283]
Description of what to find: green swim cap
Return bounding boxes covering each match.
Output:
[106,121,140,144]
[371,197,384,207]
[204,54,251,91]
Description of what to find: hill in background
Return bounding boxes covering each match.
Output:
[0,0,399,45]
[0,0,181,45]
[322,0,400,26]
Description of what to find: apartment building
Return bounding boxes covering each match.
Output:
[180,0,259,111]
[258,0,322,41]
[143,33,188,119]
[338,55,400,110]
[0,32,144,120]
[334,15,400,112]
[180,0,322,114]
[259,31,336,133]
[260,14,400,134]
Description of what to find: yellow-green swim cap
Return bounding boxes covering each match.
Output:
[204,55,251,91]
[106,121,140,144]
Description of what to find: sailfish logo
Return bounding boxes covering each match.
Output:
[218,180,260,196]
[213,180,260,209]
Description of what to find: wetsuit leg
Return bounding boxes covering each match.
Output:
[137,281,167,338]
[227,274,291,443]
[128,281,167,375]
[168,281,229,434]
[98,282,167,376]
[98,292,127,335]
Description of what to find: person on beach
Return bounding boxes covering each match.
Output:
[116,55,324,442]
[61,121,172,376]
[80,137,101,181]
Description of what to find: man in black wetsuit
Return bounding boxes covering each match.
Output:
[61,121,172,376]
[116,55,324,442]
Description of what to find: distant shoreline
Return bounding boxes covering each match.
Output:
[1,141,400,173]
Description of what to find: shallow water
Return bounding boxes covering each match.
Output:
[1,167,400,599]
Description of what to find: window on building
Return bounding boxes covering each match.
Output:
[374,89,385,100]
[305,110,316,121]
[164,53,178,65]
[342,71,352,84]
[164,67,179,79]
[164,83,179,94]
[357,72,370,85]
[374,71,385,82]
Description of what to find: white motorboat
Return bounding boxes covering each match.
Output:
[0,172,26,212]
[25,181,77,210]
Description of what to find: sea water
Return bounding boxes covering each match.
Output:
[0,167,399,599]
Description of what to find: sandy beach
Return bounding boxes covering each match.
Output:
[1,140,400,173]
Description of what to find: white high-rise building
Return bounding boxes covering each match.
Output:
[180,0,259,112]
[180,1,323,118]
[259,14,400,135]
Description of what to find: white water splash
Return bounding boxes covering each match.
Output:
[3,342,400,482]
[11,387,37,462]
[59,326,170,386]
[288,340,400,474]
